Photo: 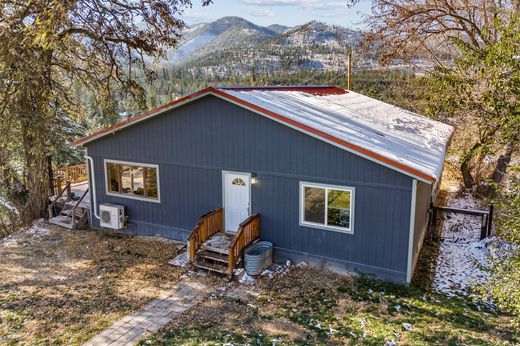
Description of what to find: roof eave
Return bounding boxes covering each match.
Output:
[72,87,439,184]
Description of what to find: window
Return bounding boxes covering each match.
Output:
[232,178,246,186]
[105,160,160,202]
[300,182,354,233]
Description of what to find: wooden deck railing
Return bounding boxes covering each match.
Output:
[188,208,223,263]
[228,213,260,279]
[53,163,88,193]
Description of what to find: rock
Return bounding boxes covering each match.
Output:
[296,261,307,267]
[285,259,292,267]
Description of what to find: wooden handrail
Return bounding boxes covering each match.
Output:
[188,208,223,263]
[70,188,89,230]
[228,213,260,279]
[48,181,72,219]
[72,187,89,210]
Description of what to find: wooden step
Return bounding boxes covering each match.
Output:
[60,209,86,218]
[49,216,74,229]
[198,250,228,263]
[193,260,228,274]
[201,244,229,255]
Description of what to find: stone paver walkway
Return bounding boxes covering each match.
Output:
[84,277,211,346]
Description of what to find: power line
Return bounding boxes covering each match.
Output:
[325,71,348,85]
[300,70,348,86]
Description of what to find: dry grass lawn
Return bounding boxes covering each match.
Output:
[142,266,518,345]
[0,220,185,345]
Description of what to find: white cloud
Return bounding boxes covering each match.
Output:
[310,2,350,10]
[182,9,217,23]
[239,0,351,11]
[248,8,276,17]
[240,0,319,7]
[316,10,347,17]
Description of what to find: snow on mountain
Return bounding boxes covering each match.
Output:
[169,16,277,63]
[171,31,218,61]
[166,17,364,77]
[266,24,290,34]
[275,21,361,49]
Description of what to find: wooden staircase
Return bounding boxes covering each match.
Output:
[188,208,260,279]
[48,182,89,230]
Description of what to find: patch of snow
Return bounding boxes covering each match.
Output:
[1,219,51,246]
[203,232,232,250]
[0,196,16,212]
[168,252,190,267]
[260,269,274,278]
[433,192,516,297]
[239,272,255,285]
[402,322,413,330]
[1,234,17,247]
[169,31,218,61]
[26,219,51,237]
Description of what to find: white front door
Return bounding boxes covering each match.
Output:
[223,171,251,233]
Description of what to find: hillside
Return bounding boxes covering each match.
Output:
[166,17,366,77]
[168,17,278,63]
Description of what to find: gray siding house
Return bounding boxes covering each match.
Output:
[73,86,453,283]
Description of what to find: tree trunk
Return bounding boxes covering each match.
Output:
[18,112,51,225]
[490,142,516,185]
[461,159,475,188]
[22,155,50,224]
[460,142,482,188]
[17,51,54,225]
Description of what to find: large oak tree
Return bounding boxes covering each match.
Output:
[0,0,211,225]
[364,0,519,192]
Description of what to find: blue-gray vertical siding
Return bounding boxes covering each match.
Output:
[85,95,414,282]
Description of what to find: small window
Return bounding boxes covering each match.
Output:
[232,178,246,186]
[300,182,354,233]
[106,160,160,202]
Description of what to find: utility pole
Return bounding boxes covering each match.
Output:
[347,51,352,90]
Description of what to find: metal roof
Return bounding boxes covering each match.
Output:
[73,86,453,183]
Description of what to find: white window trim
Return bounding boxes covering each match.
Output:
[104,159,161,203]
[299,181,355,234]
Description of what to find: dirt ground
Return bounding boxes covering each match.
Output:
[0,220,185,345]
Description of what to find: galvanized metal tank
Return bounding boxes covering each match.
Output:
[244,241,273,276]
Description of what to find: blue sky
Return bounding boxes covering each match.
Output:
[182,0,372,28]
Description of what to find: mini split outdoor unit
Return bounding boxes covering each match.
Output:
[99,204,125,230]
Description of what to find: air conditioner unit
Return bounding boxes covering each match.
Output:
[99,204,125,230]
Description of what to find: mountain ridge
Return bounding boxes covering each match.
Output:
[166,17,365,76]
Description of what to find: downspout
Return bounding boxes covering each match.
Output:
[406,179,418,283]
[86,155,100,220]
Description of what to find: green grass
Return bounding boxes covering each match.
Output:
[140,269,517,345]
